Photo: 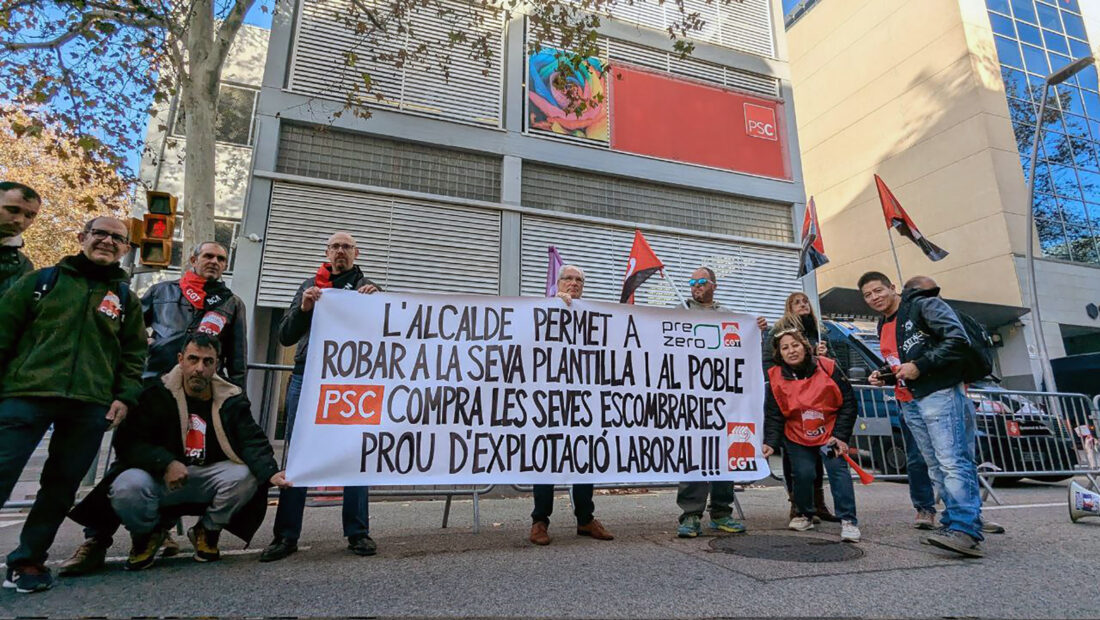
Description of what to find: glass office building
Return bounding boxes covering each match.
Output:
[987,0,1100,265]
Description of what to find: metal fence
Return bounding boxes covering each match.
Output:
[835,385,1100,504]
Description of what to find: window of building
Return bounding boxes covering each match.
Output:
[987,0,1100,266]
[165,216,242,272]
[172,84,259,147]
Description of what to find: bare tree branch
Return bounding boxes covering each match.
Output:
[211,0,252,67]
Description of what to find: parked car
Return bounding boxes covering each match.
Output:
[822,319,1079,482]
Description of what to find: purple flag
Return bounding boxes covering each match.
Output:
[546,245,564,297]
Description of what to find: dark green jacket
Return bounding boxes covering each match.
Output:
[0,241,33,296]
[0,255,147,406]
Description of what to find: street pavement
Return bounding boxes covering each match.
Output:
[0,479,1096,618]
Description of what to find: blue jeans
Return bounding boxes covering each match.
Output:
[902,385,983,540]
[0,397,110,567]
[272,373,369,541]
[785,439,857,524]
[898,405,936,515]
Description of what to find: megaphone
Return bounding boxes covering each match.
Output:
[1069,480,1100,523]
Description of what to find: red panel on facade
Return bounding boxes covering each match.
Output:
[610,66,790,180]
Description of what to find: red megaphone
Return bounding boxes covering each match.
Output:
[842,452,875,485]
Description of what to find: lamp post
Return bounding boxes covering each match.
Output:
[1024,54,1095,392]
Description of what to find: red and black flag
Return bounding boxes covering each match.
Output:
[620,230,664,304]
[874,174,949,262]
[798,197,829,277]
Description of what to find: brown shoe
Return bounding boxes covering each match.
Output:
[59,537,110,576]
[577,519,614,540]
[529,521,551,545]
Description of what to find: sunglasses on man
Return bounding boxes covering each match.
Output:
[688,278,712,287]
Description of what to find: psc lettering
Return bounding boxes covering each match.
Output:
[315,384,384,425]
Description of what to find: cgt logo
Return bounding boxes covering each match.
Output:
[721,322,742,348]
[744,103,778,141]
[316,384,384,425]
[727,422,758,472]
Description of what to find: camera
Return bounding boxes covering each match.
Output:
[874,364,898,385]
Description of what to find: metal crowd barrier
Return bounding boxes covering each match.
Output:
[831,385,1100,504]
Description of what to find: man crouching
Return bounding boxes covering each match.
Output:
[68,333,291,571]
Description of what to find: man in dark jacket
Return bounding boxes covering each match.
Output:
[142,241,248,387]
[69,333,290,571]
[859,271,985,558]
[260,231,381,562]
[0,181,40,295]
[0,216,146,593]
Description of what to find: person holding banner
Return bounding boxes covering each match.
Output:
[260,232,382,562]
[761,330,860,542]
[763,292,838,525]
[529,264,615,546]
[676,267,766,538]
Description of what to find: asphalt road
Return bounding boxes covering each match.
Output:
[0,479,1096,618]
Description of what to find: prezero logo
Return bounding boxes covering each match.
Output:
[744,103,777,141]
[727,422,758,472]
[316,385,384,425]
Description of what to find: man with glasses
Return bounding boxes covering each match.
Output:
[260,231,382,562]
[0,181,41,295]
[0,216,146,593]
[675,266,767,538]
[528,264,615,546]
[59,241,248,575]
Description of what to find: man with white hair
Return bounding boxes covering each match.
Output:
[260,232,382,562]
[528,264,615,546]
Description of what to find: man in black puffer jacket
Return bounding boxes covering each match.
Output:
[260,231,382,563]
[859,271,985,559]
[142,241,248,387]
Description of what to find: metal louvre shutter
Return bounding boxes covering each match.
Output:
[259,181,501,307]
[288,0,504,126]
[605,0,775,60]
[520,215,798,319]
[606,38,779,98]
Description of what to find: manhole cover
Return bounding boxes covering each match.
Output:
[709,534,864,563]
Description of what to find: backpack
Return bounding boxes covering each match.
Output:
[908,300,994,383]
[33,266,130,320]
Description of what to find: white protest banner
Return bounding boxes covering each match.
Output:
[285,291,769,486]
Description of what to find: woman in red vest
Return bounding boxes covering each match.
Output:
[761,329,861,542]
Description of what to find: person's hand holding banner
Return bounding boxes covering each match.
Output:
[285,291,769,486]
[269,471,293,488]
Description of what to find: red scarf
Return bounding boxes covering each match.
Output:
[180,270,208,309]
[315,263,336,289]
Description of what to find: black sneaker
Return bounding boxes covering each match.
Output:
[259,537,298,563]
[348,535,377,556]
[10,565,54,593]
[926,529,985,557]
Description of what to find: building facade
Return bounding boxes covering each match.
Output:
[234,0,808,433]
[135,23,270,287]
[787,0,1100,390]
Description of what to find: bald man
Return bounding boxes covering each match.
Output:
[260,232,382,562]
[0,216,145,592]
[140,241,248,387]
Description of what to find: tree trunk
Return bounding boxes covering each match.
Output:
[181,0,222,254]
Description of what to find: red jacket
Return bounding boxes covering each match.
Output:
[764,356,857,447]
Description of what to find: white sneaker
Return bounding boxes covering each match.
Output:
[788,516,814,531]
[841,520,861,543]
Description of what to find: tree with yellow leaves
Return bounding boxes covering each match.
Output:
[0,108,133,268]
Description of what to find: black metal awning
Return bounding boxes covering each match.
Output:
[819,287,1030,329]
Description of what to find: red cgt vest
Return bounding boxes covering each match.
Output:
[767,357,842,447]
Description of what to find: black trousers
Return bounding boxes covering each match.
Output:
[531,484,594,526]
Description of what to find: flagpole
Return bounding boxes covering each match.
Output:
[663,270,691,308]
[885,228,904,285]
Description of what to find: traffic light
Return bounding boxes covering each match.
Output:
[140,191,176,268]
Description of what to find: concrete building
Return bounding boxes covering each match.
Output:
[233,0,808,433]
[786,0,1100,390]
[135,23,270,287]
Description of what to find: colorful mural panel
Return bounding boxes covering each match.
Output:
[527,47,609,143]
